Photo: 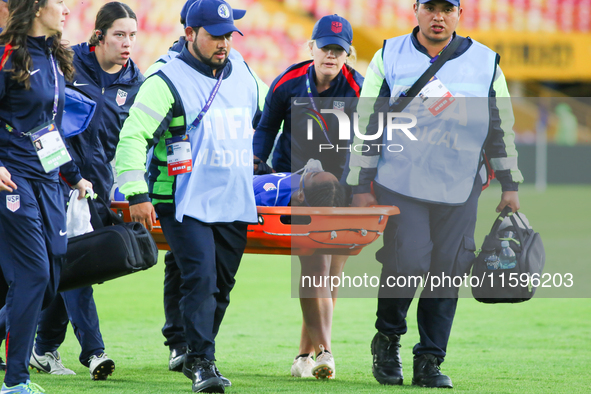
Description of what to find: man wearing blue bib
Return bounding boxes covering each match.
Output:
[348,0,523,388]
[115,0,260,392]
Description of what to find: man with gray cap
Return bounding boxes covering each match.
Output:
[348,0,522,388]
[115,0,260,392]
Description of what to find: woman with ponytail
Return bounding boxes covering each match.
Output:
[29,2,144,382]
[0,0,91,393]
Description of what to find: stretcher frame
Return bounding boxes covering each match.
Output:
[110,202,399,256]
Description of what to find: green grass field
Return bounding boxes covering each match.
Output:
[7,185,591,393]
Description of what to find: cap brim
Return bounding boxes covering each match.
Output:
[419,0,459,5]
[315,36,351,54]
[203,23,244,37]
[233,9,246,20]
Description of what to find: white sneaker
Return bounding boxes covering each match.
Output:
[312,345,335,379]
[290,354,314,378]
[29,349,76,375]
[89,353,115,381]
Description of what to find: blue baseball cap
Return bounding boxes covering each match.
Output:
[419,0,460,6]
[181,0,246,28]
[311,15,353,54]
[186,0,243,36]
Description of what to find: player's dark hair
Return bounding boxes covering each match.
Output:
[304,179,346,207]
[89,2,137,46]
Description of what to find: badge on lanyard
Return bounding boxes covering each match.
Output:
[417,76,455,116]
[165,135,193,176]
[29,121,72,173]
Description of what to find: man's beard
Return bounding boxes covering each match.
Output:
[192,40,228,69]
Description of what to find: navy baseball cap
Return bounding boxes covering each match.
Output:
[419,0,460,6]
[311,15,353,54]
[182,0,246,29]
[186,0,243,36]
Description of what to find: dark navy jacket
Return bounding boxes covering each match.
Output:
[66,43,144,202]
[253,60,364,179]
[0,36,81,184]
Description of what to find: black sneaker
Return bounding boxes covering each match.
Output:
[0,357,5,371]
[371,332,403,385]
[412,354,453,388]
[169,347,187,372]
[183,357,224,393]
[213,365,231,387]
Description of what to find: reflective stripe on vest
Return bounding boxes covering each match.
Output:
[375,35,497,204]
[159,58,258,223]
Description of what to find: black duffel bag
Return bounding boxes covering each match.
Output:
[58,197,158,292]
[471,206,545,303]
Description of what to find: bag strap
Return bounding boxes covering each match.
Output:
[508,211,528,242]
[87,195,125,229]
[486,207,527,245]
[401,36,465,102]
[486,206,512,237]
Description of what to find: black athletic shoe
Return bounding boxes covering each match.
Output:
[371,332,403,385]
[412,354,453,388]
[169,347,187,372]
[0,357,5,371]
[213,365,231,387]
[183,357,224,393]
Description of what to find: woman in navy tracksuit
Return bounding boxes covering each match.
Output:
[0,0,91,392]
[253,15,363,380]
[30,2,144,381]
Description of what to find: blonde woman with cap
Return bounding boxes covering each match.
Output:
[253,14,364,380]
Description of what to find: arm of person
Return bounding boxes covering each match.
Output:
[486,65,523,213]
[115,75,175,230]
[347,49,390,207]
[252,74,288,165]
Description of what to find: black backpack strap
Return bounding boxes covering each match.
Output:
[87,195,125,228]
[508,211,528,243]
[405,36,465,100]
[86,197,105,230]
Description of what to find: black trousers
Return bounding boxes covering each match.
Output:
[155,203,247,361]
[374,178,480,362]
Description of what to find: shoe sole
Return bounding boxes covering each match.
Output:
[412,378,453,388]
[312,364,334,380]
[91,359,115,380]
[372,367,403,385]
[29,365,51,374]
[192,377,225,393]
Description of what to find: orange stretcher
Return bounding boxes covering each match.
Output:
[110,202,399,256]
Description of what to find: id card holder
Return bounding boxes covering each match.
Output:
[165,135,193,176]
[417,76,455,116]
[29,121,72,173]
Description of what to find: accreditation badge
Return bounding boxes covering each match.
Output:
[165,135,193,176]
[417,76,455,116]
[29,121,72,173]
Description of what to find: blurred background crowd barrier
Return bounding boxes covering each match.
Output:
[64,0,591,185]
